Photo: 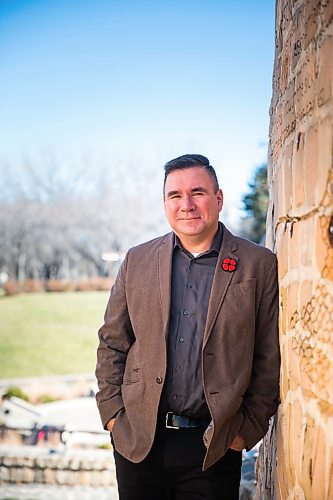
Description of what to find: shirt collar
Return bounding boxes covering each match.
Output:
[173,221,223,256]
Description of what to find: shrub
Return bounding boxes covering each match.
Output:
[38,393,58,404]
[23,279,44,293]
[3,281,22,296]
[93,277,114,291]
[98,443,112,449]
[45,280,76,292]
[75,277,114,291]
[3,386,29,401]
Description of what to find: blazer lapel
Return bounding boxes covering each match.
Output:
[157,232,174,338]
[203,225,239,348]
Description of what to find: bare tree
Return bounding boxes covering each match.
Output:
[0,154,165,281]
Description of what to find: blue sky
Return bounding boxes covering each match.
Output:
[0,0,275,228]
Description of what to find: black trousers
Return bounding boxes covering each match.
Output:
[112,424,242,500]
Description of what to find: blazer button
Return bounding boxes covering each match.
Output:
[156,376,163,384]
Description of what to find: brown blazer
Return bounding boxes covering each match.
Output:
[95,224,280,470]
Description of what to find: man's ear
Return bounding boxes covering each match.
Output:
[217,189,223,212]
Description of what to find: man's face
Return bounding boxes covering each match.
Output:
[164,167,223,243]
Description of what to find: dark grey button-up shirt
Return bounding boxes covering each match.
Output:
[160,223,223,419]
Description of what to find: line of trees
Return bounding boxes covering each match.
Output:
[0,156,165,282]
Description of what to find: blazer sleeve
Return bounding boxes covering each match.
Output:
[95,252,135,428]
[239,254,280,450]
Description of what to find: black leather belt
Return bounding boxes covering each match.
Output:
[165,412,210,430]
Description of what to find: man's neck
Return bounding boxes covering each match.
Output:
[177,226,219,254]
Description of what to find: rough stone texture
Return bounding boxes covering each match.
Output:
[258,1,333,498]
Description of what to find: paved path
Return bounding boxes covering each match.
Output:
[0,483,119,499]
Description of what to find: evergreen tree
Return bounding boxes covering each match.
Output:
[241,164,268,244]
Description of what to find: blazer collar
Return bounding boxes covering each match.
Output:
[203,224,239,347]
[157,232,174,337]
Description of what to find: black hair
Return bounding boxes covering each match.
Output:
[163,154,219,194]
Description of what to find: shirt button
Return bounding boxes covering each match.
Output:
[156,376,163,384]
[179,337,184,342]
[183,310,189,316]
[172,395,177,400]
[187,283,192,288]
[175,366,181,371]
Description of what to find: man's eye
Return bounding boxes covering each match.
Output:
[170,195,181,200]
[193,192,204,196]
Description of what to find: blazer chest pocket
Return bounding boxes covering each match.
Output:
[227,278,256,297]
[122,367,140,385]
[220,278,257,339]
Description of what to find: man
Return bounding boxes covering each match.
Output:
[95,154,280,500]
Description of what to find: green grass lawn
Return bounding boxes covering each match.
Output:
[0,291,110,378]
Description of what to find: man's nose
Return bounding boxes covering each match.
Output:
[180,195,195,211]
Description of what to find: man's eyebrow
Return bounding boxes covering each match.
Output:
[166,186,210,197]
[191,186,209,193]
[166,190,180,198]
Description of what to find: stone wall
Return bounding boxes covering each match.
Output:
[0,446,116,486]
[257,0,333,498]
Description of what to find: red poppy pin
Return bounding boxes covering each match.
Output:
[222,257,237,272]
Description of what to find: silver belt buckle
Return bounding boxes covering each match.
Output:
[166,412,179,430]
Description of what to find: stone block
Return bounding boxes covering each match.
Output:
[276,402,295,495]
[303,126,319,208]
[300,414,316,495]
[290,398,303,483]
[294,49,316,122]
[67,470,78,486]
[299,362,314,395]
[0,465,10,481]
[311,426,327,499]
[299,279,313,310]
[44,467,56,484]
[282,141,294,213]
[300,217,315,267]
[289,220,300,271]
[317,36,333,107]
[280,286,288,335]
[79,470,91,485]
[277,227,289,279]
[79,459,88,471]
[55,468,68,485]
[22,466,34,483]
[91,469,101,486]
[287,281,299,331]
[69,458,81,471]
[12,466,27,483]
[282,78,296,142]
[316,117,332,206]
[34,468,44,483]
[35,456,48,469]
[275,407,289,498]
[321,0,333,27]
[21,456,34,468]
[2,456,13,467]
[328,445,333,499]
[287,339,300,391]
[280,341,289,400]
[292,132,305,208]
[303,0,320,49]
[315,215,329,274]
[276,164,285,221]
[280,35,292,94]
